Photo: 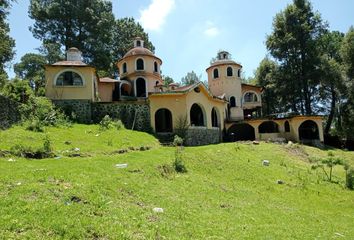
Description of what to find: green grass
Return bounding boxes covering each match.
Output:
[0,125,353,239]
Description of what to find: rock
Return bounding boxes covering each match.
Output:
[276,180,285,184]
[153,207,164,213]
[116,163,128,169]
[64,141,71,145]
[74,148,80,152]
[287,141,294,146]
[7,158,15,162]
[253,141,260,145]
[262,160,270,166]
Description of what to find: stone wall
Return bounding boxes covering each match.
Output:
[0,95,21,129]
[92,102,151,132]
[53,100,92,123]
[184,127,221,146]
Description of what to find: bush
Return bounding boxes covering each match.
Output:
[10,136,54,159]
[345,166,354,190]
[99,115,125,131]
[25,118,44,132]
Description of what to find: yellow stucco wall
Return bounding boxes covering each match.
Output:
[207,64,244,120]
[45,66,96,101]
[98,83,115,102]
[117,55,162,94]
[149,86,227,132]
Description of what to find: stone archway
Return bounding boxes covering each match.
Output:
[259,121,279,133]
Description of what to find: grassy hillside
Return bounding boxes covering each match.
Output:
[0,125,353,239]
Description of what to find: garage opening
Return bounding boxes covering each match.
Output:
[259,121,279,133]
[228,123,255,141]
[299,120,319,140]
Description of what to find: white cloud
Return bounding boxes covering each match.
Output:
[139,0,175,31]
[204,21,220,37]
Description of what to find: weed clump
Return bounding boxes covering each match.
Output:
[173,135,187,173]
[10,135,54,159]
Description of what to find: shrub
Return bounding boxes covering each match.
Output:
[10,136,54,159]
[345,165,354,190]
[175,114,189,139]
[99,115,125,131]
[174,147,187,173]
[173,135,183,146]
[25,118,44,132]
[311,152,344,182]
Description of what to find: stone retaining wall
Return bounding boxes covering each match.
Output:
[92,102,151,132]
[0,95,21,129]
[53,100,92,123]
[184,127,221,146]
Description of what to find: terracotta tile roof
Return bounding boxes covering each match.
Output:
[99,77,120,83]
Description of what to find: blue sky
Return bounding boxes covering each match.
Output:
[7,0,354,82]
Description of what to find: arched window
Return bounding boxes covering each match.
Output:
[56,71,83,86]
[136,40,141,47]
[298,120,319,140]
[244,92,258,103]
[190,103,205,126]
[136,78,146,97]
[213,68,219,79]
[155,81,159,86]
[211,108,219,127]
[230,96,236,107]
[237,69,241,77]
[123,62,127,73]
[154,62,158,73]
[136,59,144,70]
[284,121,290,132]
[259,121,279,133]
[227,67,233,77]
[155,108,173,133]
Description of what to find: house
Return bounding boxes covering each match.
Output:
[45,37,324,145]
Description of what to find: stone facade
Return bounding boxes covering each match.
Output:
[0,95,21,129]
[184,127,221,146]
[53,100,92,123]
[92,102,151,132]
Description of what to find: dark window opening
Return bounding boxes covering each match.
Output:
[123,63,127,73]
[259,121,279,133]
[155,108,173,133]
[190,103,205,126]
[213,68,219,79]
[237,69,241,77]
[230,96,236,107]
[136,40,141,47]
[137,59,144,70]
[227,67,233,77]
[211,108,219,127]
[154,62,158,72]
[285,121,290,132]
[244,92,258,102]
[56,71,83,86]
[136,78,146,97]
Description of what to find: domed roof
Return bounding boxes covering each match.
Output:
[123,47,155,58]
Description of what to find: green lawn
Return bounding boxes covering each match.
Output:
[0,125,353,239]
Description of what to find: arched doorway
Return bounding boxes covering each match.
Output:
[259,121,279,133]
[211,108,219,127]
[155,109,173,133]
[136,78,146,97]
[298,120,319,140]
[230,96,236,107]
[228,123,255,141]
[190,103,205,126]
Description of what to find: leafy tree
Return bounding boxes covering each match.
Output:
[317,31,345,135]
[29,0,115,73]
[0,0,15,89]
[112,17,155,61]
[163,75,174,86]
[266,0,327,115]
[37,40,64,64]
[340,27,354,139]
[14,53,47,96]
[311,151,344,182]
[254,57,280,115]
[181,71,201,86]
[1,78,34,104]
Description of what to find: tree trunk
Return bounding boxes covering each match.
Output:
[324,84,336,135]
